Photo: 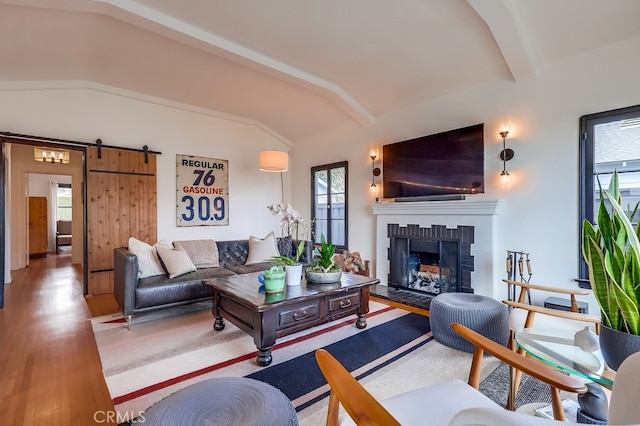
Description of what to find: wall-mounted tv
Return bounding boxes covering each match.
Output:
[382,123,484,200]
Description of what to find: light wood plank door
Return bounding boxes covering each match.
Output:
[28,196,48,257]
[86,147,157,295]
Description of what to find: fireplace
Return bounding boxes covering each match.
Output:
[388,224,474,295]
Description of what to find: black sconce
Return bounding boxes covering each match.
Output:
[370,153,381,193]
[499,125,514,184]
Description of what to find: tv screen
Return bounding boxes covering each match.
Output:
[382,123,484,199]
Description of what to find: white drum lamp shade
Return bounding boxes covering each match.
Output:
[259,150,288,172]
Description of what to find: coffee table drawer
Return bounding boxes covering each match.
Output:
[278,301,320,327]
[328,293,360,313]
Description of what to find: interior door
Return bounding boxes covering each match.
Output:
[28,196,48,257]
[86,146,157,295]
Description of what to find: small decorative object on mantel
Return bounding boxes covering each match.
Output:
[306,234,342,284]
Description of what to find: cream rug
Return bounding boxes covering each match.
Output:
[91,301,500,425]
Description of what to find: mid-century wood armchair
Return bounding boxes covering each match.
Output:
[315,323,587,425]
[502,279,601,409]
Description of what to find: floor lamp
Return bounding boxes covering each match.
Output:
[258,150,289,203]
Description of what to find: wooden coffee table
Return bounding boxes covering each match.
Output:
[204,272,379,366]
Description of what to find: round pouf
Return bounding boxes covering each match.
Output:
[430,293,509,353]
[138,377,298,426]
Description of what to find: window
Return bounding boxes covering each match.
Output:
[579,105,640,282]
[57,183,72,221]
[311,161,348,249]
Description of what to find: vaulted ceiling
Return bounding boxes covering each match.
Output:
[1,0,639,141]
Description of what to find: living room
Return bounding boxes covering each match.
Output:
[2,1,640,424]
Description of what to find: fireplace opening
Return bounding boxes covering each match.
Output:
[388,224,474,296]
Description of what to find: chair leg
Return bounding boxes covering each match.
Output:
[127,315,133,331]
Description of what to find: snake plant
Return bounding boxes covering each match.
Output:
[582,170,640,335]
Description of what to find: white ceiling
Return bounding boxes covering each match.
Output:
[1,0,639,142]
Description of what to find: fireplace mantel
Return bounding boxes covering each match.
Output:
[371,199,503,216]
[372,199,504,299]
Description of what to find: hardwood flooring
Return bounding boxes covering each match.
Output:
[0,253,117,425]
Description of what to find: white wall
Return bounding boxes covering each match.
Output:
[292,35,640,312]
[1,88,291,281]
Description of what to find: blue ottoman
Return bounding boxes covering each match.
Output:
[430,293,509,353]
[137,377,298,425]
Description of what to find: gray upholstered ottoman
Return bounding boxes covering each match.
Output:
[137,377,298,425]
[430,292,509,353]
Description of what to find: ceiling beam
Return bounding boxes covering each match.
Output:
[466,0,537,82]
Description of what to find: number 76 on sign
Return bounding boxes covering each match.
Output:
[176,154,229,226]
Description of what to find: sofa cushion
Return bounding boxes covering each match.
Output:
[225,261,281,275]
[135,267,235,309]
[277,235,293,258]
[128,237,167,279]
[173,239,219,268]
[245,232,279,264]
[157,245,197,278]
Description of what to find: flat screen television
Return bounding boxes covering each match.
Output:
[382,123,484,199]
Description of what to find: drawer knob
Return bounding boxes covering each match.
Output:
[339,299,352,308]
[293,310,308,321]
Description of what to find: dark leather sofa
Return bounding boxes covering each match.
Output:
[114,238,312,329]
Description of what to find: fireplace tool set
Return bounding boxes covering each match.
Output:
[505,250,532,303]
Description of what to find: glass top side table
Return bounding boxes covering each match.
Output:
[515,327,614,388]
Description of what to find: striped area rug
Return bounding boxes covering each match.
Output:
[92,301,454,424]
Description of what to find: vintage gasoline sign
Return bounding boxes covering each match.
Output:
[176,154,229,226]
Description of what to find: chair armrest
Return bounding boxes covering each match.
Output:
[114,247,139,316]
[451,322,587,394]
[503,279,591,296]
[503,300,601,333]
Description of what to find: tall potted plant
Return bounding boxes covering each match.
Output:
[582,170,640,370]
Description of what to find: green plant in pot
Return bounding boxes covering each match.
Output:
[582,170,640,370]
[267,240,306,286]
[306,234,342,284]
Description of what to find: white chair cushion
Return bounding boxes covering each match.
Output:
[510,307,597,333]
[449,407,561,425]
[339,380,499,426]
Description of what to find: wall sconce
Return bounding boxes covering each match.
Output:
[34,147,70,164]
[370,152,381,193]
[258,150,289,202]
[498,125,514,184]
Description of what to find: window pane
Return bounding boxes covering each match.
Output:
[593,119,640,219]
[315,170,327,195]
[57,185,72,220]
[311,161,348,249]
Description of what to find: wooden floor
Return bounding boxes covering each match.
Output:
[0,253,117,425]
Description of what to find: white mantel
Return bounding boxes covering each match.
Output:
[372,199,504,299]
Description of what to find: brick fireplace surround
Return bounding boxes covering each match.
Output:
[372,199,503,299]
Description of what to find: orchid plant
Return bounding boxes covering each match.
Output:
[267,203,305,239]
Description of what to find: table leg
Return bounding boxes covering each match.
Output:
[213,314,225,331]
[356,313,367,329]
[257,347,273,366]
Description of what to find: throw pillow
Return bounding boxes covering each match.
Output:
[245,231,280,264]
[156,245,197,278]
[173,240,219,268]
[277,235,293,258]
[128,237,166,279]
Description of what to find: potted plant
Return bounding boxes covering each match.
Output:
[267,240,306,286]
[306,234,342,284]
[582,170,640,370]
